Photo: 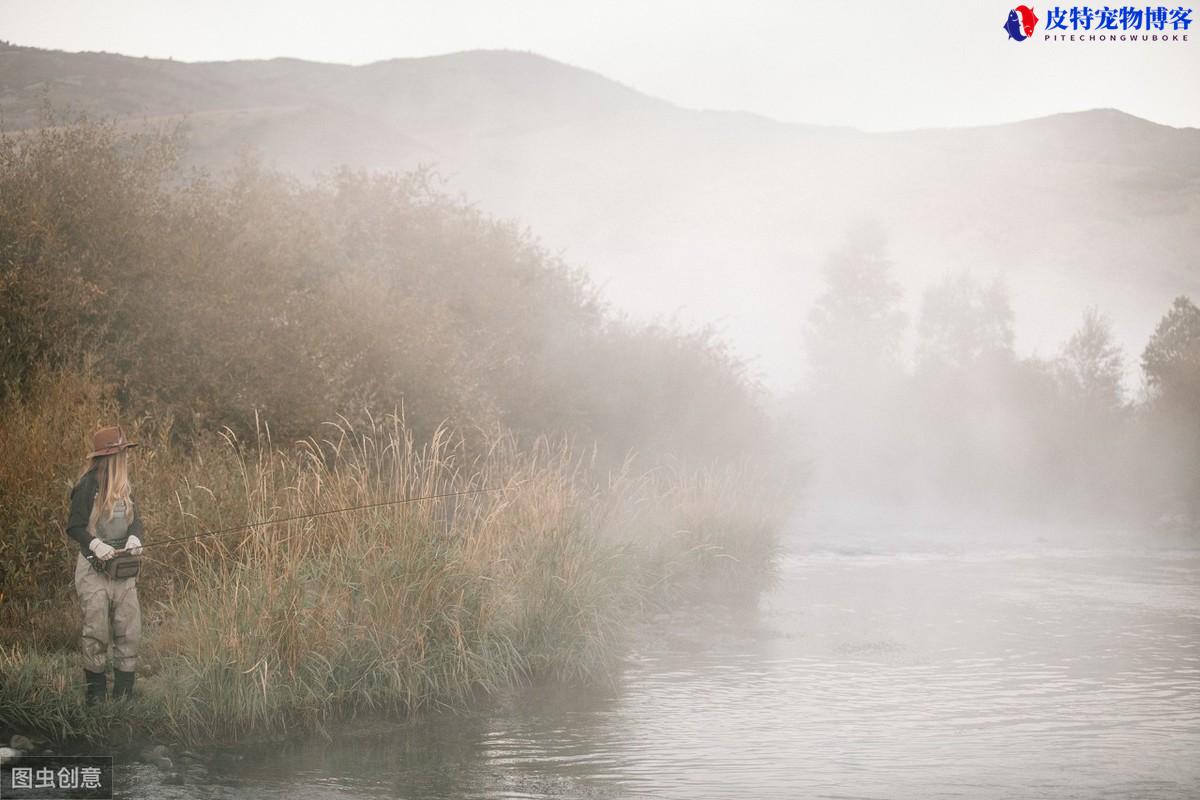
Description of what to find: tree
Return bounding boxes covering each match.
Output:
[0,115,773,468]
[1140,295,1200,523]
[1142,296,1200,403]
[1047,308,1131,517]
[804,220,906,388]
[1055,307,1125,413]
[799,221,908,505]
[916,273,1014,370]
[910,275,1027,514]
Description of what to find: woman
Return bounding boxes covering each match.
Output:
[65,426,145,704]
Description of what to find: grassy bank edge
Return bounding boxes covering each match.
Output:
[0,416,788,748]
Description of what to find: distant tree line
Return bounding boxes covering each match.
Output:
[0,116,772,468]
[797,222,1200,527]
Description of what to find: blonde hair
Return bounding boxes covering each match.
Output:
[78,450,133,536]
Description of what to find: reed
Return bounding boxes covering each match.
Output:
[0,396,788,746]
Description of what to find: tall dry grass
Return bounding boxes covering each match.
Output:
[0,368,789,745]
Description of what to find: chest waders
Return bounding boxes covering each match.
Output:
[77,498,142,702]
[86,499,143,579]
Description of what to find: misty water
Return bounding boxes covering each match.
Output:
[123,522,1199,799]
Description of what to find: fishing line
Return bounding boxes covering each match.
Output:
[135,485,505,552]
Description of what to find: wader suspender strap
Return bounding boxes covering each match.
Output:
[86,491,142,578]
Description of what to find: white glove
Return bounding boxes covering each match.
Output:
[88,538,116,561]
[125,535,143,557]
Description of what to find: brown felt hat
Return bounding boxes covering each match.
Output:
[87,426,138,458]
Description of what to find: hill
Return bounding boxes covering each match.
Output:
[3,42,1197,386]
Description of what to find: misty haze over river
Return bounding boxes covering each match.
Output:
[1,21,1197,800]
[121,520,1200,799]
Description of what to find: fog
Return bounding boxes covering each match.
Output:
[790,219,1199,531]
[2,12,1198,798]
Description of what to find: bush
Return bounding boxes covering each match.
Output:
[0,115,772,467]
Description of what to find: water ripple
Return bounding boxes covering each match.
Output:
[129,545,1200,800]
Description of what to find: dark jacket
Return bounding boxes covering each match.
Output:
[66,468,145,556]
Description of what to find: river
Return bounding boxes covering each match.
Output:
[123,522,1200,799]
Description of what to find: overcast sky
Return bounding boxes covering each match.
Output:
[2,0,1197,130]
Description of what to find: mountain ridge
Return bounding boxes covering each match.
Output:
[2,43,1196,386]
[7,43,1188,134]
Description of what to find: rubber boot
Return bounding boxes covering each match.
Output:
[84,669,107,705]
[112,669,135,701]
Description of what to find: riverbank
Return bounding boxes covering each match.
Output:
[0,412,786,747]
[30,528,1197,799]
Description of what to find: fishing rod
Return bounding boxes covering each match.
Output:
[133,485,505,552]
